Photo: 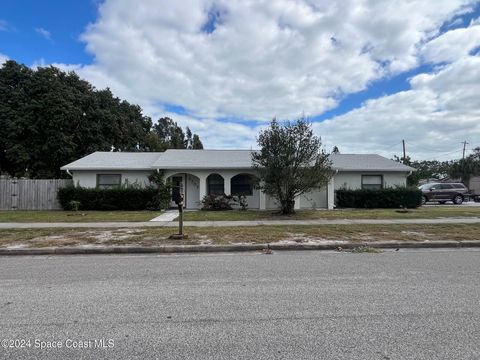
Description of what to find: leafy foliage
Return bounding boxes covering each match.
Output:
[394,148,480,186]
[147,171,173,210]
[201,194,235,210]
[252,117,334,214]
[448,148,480,183]
[58,186,159,211]
[0,60,203,178]
[336,188,422,209]
[147,118,203,151]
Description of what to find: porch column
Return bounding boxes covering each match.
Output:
[223,175,232,195]
[294,196,301,210]
[199,175,207,201]
[259,190,266,210]
[327,177,335,210]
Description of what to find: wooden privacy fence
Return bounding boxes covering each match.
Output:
[0,179,73,210]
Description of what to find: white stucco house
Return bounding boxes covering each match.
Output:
[60,149,414,210]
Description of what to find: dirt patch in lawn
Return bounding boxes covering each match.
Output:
[0,223,479,249]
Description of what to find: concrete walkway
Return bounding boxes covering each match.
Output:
[149,210,178,222]
[1,217,480,229]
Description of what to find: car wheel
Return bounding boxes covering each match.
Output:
[421,196,428,205]
[439,201,446,204]
[453,195,463,205]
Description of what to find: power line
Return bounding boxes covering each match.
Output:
[404,141,456,153]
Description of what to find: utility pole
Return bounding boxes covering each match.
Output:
[402,139,406,163]
[462,140,469,160]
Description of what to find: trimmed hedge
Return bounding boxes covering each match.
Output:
[58,186,159,211]
[336,187,422,209]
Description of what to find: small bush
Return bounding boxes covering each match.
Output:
[68,200,81,211]
[58,186,160,211]
[336,187,422,209]
[147,172,172,210]
[236,195,248,211]
[201,194,235,210]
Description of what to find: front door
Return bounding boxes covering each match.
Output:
[170,176,184,208]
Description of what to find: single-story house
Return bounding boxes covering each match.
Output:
[60,149,414,210]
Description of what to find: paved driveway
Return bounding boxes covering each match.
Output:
[1,250,480,359]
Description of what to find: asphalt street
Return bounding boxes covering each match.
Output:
[0,250,479,359]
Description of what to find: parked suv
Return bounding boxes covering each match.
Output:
[419,182,469,205]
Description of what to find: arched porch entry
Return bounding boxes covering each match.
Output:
[166,173,200,209]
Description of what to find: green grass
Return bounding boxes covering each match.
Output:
[1,223,479,248]
[0,210,162,223]
[182,207,480,221]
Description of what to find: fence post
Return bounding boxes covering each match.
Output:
[11,178,18,211]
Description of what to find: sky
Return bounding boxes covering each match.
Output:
[1,0,480,160]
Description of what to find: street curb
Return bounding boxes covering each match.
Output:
[0,241,479,256]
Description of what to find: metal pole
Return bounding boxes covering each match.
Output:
[178,202,183,236]
[462,141,468,160]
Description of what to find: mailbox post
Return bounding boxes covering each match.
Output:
[170,185,187,239]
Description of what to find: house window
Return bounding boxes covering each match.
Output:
[97,174,121,189]
[362,175,383,190]
[231,174,254,196]
[207,174,224,195]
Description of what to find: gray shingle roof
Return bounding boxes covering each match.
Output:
[61,150,415,172]
[330,154,415,172]
[60,152,163,170]
[151,149,254,169]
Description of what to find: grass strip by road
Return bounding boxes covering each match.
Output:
[0,210,162,223]
[1,223,479,248]
[182,207,480,221]
[1,207,479,223]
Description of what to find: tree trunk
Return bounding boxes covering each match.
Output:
[281,199,295,215]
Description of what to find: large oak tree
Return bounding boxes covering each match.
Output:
[0,60,203,178]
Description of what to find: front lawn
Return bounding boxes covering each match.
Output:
[182,206,480,221]
[0,210,161,223]
[0,223,479,248]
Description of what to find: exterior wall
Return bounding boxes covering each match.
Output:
[69,168,407,210]
[469,176,480,194]
[266,194,281,210]
[72,170,153,188]
[299,187,328,209]
[334,171,408,190]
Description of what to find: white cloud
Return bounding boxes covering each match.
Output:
[35,27,52,41]
[314,56,480,160]
[73,0,477,120]
[422,24,480,63]
[0,53,8,65]
[161,112,262,149]
[41,0,479,159]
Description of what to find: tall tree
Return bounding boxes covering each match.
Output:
[151,118,202,150]
[448,150,480,184]
[252,117,334,215]
[0,60,203,178]
[185,127,193,149]
[192,134,204,149]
